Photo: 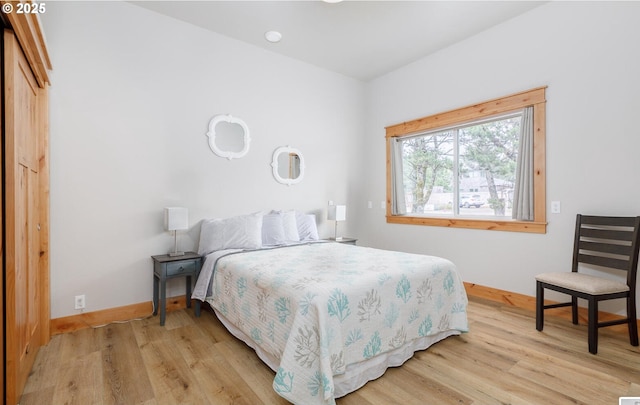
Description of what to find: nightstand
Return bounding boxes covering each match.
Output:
[151,251,203,326]
[324,237,357,245]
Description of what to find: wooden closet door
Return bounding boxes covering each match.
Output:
[0,34,3,404]
[4,29,44,405]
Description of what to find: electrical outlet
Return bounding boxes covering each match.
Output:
[551,201,561,214]
[74,294,85,310]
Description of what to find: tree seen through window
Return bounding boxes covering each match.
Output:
[401,114,521,218]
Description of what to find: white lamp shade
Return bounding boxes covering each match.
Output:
[164,207,189,231]
[328,205,346,222]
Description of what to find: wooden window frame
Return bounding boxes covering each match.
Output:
[385,87,547,234]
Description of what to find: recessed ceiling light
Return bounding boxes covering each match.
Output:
[264,31,282,43]
[322,0,344,3]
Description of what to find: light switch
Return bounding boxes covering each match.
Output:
[367,201,373,209]
[551,201,561,214]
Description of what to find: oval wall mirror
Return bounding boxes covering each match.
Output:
[206,114,251,159]
[271,146,305,186]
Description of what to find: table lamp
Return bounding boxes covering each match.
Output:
[327,204,346,240]
[164,207,188,256]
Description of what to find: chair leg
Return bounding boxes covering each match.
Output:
[571,296,579,325]
[588,298,598,354]
[627,296,639,347]
[536,282,544,331]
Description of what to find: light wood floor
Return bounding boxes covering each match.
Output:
[20,296,640,405]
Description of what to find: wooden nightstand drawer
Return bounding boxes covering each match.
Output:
[166,260,196,276]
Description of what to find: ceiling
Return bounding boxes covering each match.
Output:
[132,1,544,82]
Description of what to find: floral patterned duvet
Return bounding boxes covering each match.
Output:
[204,242,468,405]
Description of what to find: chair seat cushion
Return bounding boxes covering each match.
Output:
[535,272,630,295]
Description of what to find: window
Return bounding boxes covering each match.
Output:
[397,112,521,217]
[386,87,546,233]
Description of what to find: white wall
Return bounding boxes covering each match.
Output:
[43,1,640,320]
[360,1,640,314]
[42,1,365,318]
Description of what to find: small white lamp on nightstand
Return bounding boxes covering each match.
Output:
[328,204,346,241]
[164,207,188,256]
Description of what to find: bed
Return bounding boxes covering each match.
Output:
[192,211,468,405]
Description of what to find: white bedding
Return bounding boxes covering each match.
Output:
[193,242,468,405]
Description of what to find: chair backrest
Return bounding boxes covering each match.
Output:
[572,214,640,289]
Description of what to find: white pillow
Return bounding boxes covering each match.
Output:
[281,211,300,242]
[262,213,286,246]
[198,219,222,255]
[296,213,319,241]
[198,212,263,255]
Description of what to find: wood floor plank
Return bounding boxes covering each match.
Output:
[403,348,507,405]
[58,326,104,363]
[101,323,155,405]
[20,296,640,405]
[510,357,629,404]
[139,338,208,405]
[21,333,63,394]
[214,338,291,404]
[416,342,561,405]
[342,369,423,405]
[365,364,473,405]
[473,322,640,385]
[131,315,175,347]
[51,350,104,405]
[189,345,263,405]
[189,308,241,343]
[168,324,266,404]
[162,307,196,331]
[19,386,56,405]
[334,390,376,405]
[628,382,640,397]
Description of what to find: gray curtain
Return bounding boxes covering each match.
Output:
[512,107,534,221]
[391,138,407,215]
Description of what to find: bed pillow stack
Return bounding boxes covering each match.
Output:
[262,210,319,246]
[262,212,289,246]
[198,210,320,255]
[198,212,263,255]
[296,212,319,241]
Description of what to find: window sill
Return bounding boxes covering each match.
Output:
[386,215,547,234]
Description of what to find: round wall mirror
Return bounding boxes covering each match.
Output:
[271,146,305,186]
[206,114,250,159]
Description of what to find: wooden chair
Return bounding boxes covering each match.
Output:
[535,214,640,354]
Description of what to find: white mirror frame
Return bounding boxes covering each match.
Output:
[271,146,305,186]
[206,114,251,160]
